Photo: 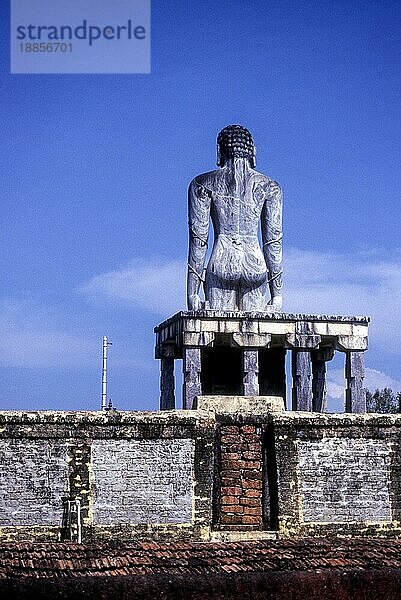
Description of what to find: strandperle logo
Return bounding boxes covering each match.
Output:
[11,0,151,74]
[15,20,146,46]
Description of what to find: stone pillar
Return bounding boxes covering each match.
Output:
[312,358,326,412]
[311,348,334,412]
[292,351,312,411]
[345,351,366,413]
[160,357,175,410]
[183,348,202,409]
[243,349,259,396]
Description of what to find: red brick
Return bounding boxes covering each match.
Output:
[220,443,236,449]
[240,461,261,469]
[220,514,242,524]
[221,438,236,444]
[242,479,262,490]
[220,477,241,487]
[243,436,260,445]
[242,430,259,437]
[244,489,261,498]
[221,486,242,496]
[220,495,239,505]
[224,459,259,470]
[222,505,244,515]
[224,443,248,452]
[241,515,262,525]
[220,426,240,436]
[241,425,256,434]
[220,438,242,447]
[239,497,261,507]
[222,460,242,474]
[243,451,261,460]
[242,470,262,481]
[221,444,236,450]
[247,443,261,452]
[220,432,238,439]
[221,435,242,452]
[222,452,241,461]
[219,470,240,478]
[243,506,262,516]
[242,435,262,448]
[223,460,242,471]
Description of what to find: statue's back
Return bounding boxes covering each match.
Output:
[187,125,283,312]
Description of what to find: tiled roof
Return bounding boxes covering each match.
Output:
[0,537,400,579]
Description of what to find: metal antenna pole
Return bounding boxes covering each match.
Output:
[102,336,112,411]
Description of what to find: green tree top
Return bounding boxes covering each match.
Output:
[366,388,401,413]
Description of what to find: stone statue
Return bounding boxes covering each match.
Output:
[187,125,283,312]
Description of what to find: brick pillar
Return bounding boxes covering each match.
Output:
[183,348,202,409]
[345,351,366,413]
[160,357,175,410]
[243,349,259,396]
[292,350,312,411]
[218,425,263,529]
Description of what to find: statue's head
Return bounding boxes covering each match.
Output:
[217,125,256,168]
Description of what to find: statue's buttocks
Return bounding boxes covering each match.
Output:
[207,234,267,287]
[187,125,283,312]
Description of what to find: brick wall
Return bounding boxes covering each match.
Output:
[92,439,193,524]
[0,407,401,542]
[0,411,214,542]
[273,412,401,537]
[218,425,263,529]
[0,439,67,526]
[299,437,391,522]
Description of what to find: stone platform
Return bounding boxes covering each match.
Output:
[154,311,369,412]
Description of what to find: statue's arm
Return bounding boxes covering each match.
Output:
[261,181,283,309]
[187,179,211,310]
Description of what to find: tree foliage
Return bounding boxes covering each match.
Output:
[366,388,401,413]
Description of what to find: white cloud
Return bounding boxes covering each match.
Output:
[363,367,401,393]
[78,247,401,403]
[0,299,98,368]
[284,247,401,353]
[3,247,401,387]
[326,380,345,400]
[79,247,401,355]
[0,298,152,371]
[79,257,185,316]
[326,367,401,399]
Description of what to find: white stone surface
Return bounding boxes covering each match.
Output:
[92,439,194,525]
[196,395,284,414]
[0,439,67,526]
[299,437,391,522]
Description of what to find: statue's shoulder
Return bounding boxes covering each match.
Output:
[251,171,282,196]
[189,170,220,198]
[190,170,220,188]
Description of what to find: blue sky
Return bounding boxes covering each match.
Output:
[1,0,401,411]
